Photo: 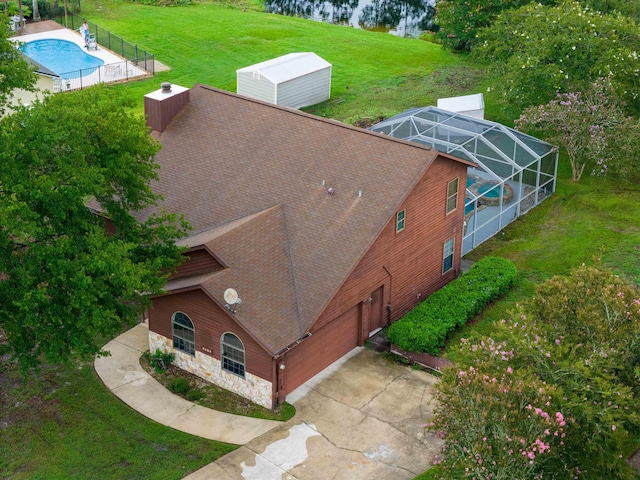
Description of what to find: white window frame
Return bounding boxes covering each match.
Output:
[443,238,455,274]
[446,178,459,214]
[221,332,245,378]
[396,209,406,233]
[172,311,195,356]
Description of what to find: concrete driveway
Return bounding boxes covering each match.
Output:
[185,348,442,480]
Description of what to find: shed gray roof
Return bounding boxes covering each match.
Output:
[236,52,331,84]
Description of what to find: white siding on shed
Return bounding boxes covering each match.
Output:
[437,93,485,119]
[237,53,331,109]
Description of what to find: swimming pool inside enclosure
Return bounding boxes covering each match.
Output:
[370,107,558,255]
[20,39,104,79]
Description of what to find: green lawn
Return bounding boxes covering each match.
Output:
[69,0,473,119]
[0,359,237,479]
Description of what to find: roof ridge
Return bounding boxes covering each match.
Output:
[194,84,435,152]
[276,206,306,340]
[176,206,281,247]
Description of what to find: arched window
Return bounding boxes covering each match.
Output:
[221,333,245,377]
[172,312,195,355]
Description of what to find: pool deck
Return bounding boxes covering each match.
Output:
[20,20,65,35]
[12,22,150,90]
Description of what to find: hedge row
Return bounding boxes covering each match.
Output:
[387,257,517,354]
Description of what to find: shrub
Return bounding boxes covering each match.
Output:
[388,257,517,354]
[125,0,190,6]
[0,2,32,17]
[185,388,205,402]
[168,377,191,395]
[143,349,176,374]
[430,268,640,479]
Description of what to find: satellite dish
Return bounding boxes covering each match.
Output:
[224,288,239,305]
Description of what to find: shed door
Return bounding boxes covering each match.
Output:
[283,305,359,395]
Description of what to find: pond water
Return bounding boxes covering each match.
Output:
[264,0,436,37]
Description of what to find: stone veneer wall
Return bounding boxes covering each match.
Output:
[149,332,273,409]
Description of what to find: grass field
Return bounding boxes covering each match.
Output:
[68,0,488,120]
[4,2,640,478]
[0,358,237,479]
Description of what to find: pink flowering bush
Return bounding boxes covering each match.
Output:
[515,78,631,182]
[431,355,572,479]
[525,264,640,396]
[431,265,640,479]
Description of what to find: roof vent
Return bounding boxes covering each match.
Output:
[161,82,172,93]
[327,187,335,195]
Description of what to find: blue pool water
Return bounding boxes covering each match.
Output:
[464,198,475,215]
[20,39,104,79]
[466,177,476,187]
[477,183,506,198]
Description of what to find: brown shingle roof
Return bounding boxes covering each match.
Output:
[199,205,302,353]
[149,84,446,353]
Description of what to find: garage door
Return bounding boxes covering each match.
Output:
[284,305,359,394]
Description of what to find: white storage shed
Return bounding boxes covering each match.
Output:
[437,93,485,119]
[236,52,331,109]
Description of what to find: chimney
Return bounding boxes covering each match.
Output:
[144,82,190,133]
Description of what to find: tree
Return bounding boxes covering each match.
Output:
[0,86,189,372]
[430,265,640,479]
[16,0,22,31]
[0,15,36,115]
[584,0,640,20]
[434,0,555,51]
[608,120,640,183]
[31,0,39,21]
[436,0,640,53]
[474,1,640,114]
[524,265,640,397]
[515,78,635,182]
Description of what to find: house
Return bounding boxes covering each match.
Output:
[143,83,474,409]
[5,53,59,110]
[236,52,331,109]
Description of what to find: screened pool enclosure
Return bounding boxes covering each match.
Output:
[370,107,558,255]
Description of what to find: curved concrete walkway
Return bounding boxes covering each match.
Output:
[94,323,280,445]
